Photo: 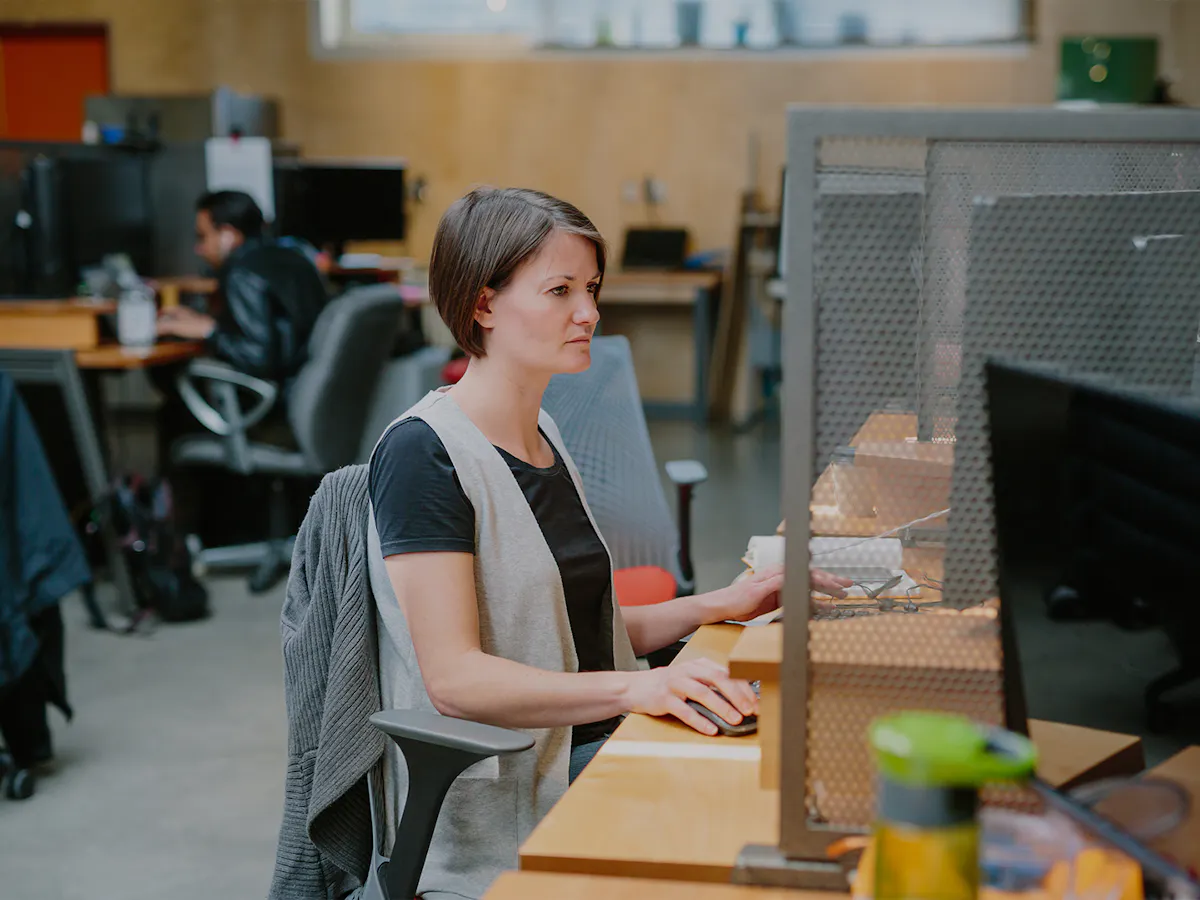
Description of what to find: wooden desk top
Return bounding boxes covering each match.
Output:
[488,871,839,900]
[520,623,774,882]
[1146,746,1200,873]
[601,270,721,306]
[727,623,1143,790]
[327,265,402,282]
[521,622,1146,884]
[154,276,218,295]
[75,340,206,370]
[0,298,116,316]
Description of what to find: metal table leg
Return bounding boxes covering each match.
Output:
[692,281,718,425]
[0,348,137,615]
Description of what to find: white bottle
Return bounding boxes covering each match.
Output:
[116,279,157,348]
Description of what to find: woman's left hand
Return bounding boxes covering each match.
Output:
[714,565,785,622]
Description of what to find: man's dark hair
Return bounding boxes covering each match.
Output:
[197,190,265,238]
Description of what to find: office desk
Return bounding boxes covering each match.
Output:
[729,622,1145,794]
[598,271,722,424]
[486,870,839,900]
[1,299,207,614]
[520,622,1145,884]
[1146,746,1200,874]
[76,340,206,370]
[0,298,116,349]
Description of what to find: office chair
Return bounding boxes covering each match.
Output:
[542,335,707,623]
[362,711,532,900]
[173,284,407,593]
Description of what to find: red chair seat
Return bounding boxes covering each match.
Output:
[442,356,468,384]
[613,565,677,608]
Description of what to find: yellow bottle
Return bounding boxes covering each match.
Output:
[870,713,1038,900]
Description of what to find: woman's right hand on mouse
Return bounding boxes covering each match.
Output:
[622,658,758,736]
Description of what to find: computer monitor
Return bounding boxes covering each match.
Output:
[59,155,156,276]
[987,359,1200,738]
[620,227,688,271]
[0,151,156,298]
[274,160,406,249]
[942,193,1200,608]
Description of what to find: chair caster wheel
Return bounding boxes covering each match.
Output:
[1147,701,1174,733]
[3,767,35,800]
[248,557,288,595]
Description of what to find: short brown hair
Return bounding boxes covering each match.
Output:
[428,187,607,357]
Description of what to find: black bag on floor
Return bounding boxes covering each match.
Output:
[106,475,209,624]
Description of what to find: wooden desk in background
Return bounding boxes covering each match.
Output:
[1146,746,1200,875]
[75,340,206,370]
[519,622,1145,885]
[0,298,207,614]
[392,269,722,423]
[597,270,722,424]
[0,298,116,349]
[486,871,839,900]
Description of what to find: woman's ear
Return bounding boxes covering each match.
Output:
[473,287,496,329]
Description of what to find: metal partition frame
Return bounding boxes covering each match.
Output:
[755,105,1200,886]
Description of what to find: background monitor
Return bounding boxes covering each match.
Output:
[987,358,1200,749]
[59,155,156,276]
[942,193,1200,609]
[274,160,406,248]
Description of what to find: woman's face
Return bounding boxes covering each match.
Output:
[476,230,601,377]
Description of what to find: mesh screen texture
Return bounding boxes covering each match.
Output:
[542,334,680,577]
[805,135,1200,830]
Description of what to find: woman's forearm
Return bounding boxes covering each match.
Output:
[425,648,636,728]
[621,590,729,657]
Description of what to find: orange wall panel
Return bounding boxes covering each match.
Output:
[1,32,108,140]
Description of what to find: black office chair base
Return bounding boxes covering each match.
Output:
[248,544,290,595]
[1145,664,1199,733]
[0,752,35,801]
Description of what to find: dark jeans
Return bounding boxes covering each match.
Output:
[569,737,609,784]
[0,606,69,768]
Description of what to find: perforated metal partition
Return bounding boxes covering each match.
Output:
[774,107,1200,871]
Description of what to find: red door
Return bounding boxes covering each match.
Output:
[0,25,109,140]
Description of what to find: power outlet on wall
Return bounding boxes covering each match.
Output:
[644,177,667,205]
[620,180,641,204]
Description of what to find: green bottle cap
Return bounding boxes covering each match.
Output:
[871,711,1037,789]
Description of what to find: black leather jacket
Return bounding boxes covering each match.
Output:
[207,239,329,383]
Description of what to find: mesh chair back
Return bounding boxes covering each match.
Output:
[288,285,407,472]
[542,335,679,578]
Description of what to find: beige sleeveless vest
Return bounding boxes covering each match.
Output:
[366,388,639,899]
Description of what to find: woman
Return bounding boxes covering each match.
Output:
[365,187,846,898]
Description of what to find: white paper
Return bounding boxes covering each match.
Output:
[810,536,904,571]
[205,137,275,220]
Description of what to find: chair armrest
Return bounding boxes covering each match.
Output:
[175,359,279,437]
[369,710,534,757]
[665,459,708,487]
[368,711,533,900]
[664,460,707,595]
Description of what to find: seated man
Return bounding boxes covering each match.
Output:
[154,192,329,555]
[157,190,328,385]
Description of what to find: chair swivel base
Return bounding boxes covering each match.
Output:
[192,535,296,594]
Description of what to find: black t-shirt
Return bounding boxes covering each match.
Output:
[369,418,620,747]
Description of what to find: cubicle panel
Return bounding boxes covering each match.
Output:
[775,107,1200,874]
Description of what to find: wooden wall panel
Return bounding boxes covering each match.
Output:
[0,0,1190,256]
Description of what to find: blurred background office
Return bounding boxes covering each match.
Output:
[0,1,1197,898]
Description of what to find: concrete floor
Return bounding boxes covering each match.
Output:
[1,419,1196,899]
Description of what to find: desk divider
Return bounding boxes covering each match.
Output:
[738,106,1200,890]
